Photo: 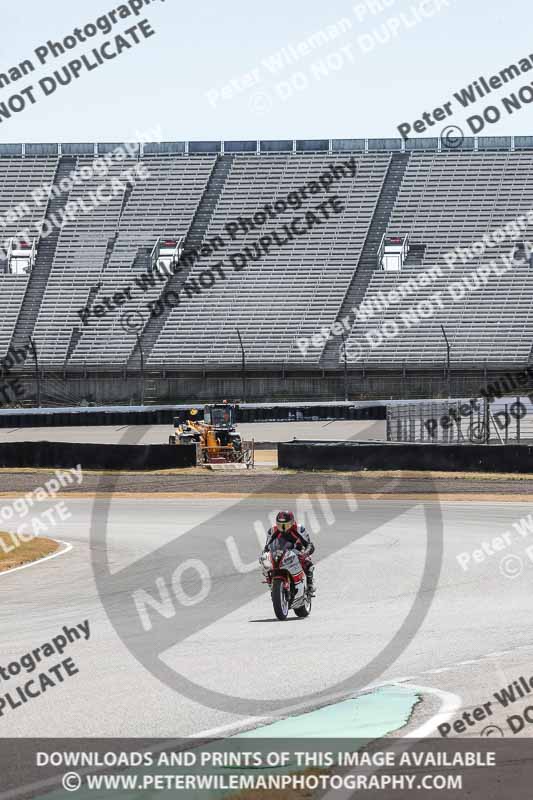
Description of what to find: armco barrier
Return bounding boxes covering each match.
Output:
[278,441,533,473]
[0,442,196,470]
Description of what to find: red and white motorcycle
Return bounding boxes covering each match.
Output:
[260,540,312,621]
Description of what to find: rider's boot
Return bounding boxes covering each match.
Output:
[307,565,316,596]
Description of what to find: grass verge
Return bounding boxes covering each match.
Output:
[0,532,59,573]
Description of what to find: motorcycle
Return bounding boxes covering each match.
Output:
[260,539,312,621]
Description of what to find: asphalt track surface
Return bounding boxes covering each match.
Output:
[2,491,533,739]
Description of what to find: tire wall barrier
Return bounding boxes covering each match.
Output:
[0,442,197,470]
[278,441,533,473]
[0,410,174,429]
[0,405,386,429]
[237,405,386,422]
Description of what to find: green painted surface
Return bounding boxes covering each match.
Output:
[239,684,418,739]
[36,685,419,800]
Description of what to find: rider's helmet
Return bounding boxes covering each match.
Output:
[276,510,295,534]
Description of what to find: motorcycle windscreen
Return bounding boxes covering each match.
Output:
[268,538,294,555]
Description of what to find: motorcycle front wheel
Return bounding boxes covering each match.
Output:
[272,581,289,621]
[294,594,312,618]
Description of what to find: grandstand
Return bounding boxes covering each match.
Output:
[1,135,533,404]
[147,151,390,367]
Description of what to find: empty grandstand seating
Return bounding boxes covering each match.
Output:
[67,155,216,366]
[0,156,58,240]
[385,151,533,265]
[31,156,131,364]
[345,265,533,365]
[0,157,58,358]
[0,278,30,356]
[321,153,409,368]
[1,142,533,374]
[148,153,391,366]
[340,150,533,367]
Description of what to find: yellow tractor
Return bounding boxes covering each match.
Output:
[169,403,253,466]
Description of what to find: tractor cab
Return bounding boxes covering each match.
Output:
[204,403,237,430]
[204,403,240,449]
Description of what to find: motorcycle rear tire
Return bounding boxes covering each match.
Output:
[272,581,289,621]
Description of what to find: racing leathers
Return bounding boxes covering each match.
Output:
[264,523,316,595]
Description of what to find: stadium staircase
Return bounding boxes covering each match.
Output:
[10,155,77,353]
[66,327,82,362]
[404,243,426,267]
[320,152,410,368]
[131,244,153,275]
[118,181,134,222]
[127,154,234,368]
[67,280,103,361]
[102,232,119,273]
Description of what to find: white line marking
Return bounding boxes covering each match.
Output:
[191,677,415,740]
[191,717,275,739]
[424,667,452,674]
[0,538,72,578]
[195,680,461,744]
[417,645,533,677]
[190,679,399,740]
[321,684,463,800]
[189,644,530,747]
[403,683,462,739]
[192,647,527,742]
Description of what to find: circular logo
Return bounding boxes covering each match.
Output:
[62,773,82,792]
[345,339,364,363]
[499,554,523,580]
[469,420,489,444]
[441,126,465,150]
[120,310,146,335]
[248,90,273,116]
[90,426,444,718]
[480,724,504,737]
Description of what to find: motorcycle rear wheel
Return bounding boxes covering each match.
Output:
[272,581,289,620]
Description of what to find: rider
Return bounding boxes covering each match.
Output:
[264,511,315,595]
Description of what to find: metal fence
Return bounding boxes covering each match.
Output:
[387,396,533,444]
[6,135,529,159]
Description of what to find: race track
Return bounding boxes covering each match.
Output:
[2,493,533,738]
